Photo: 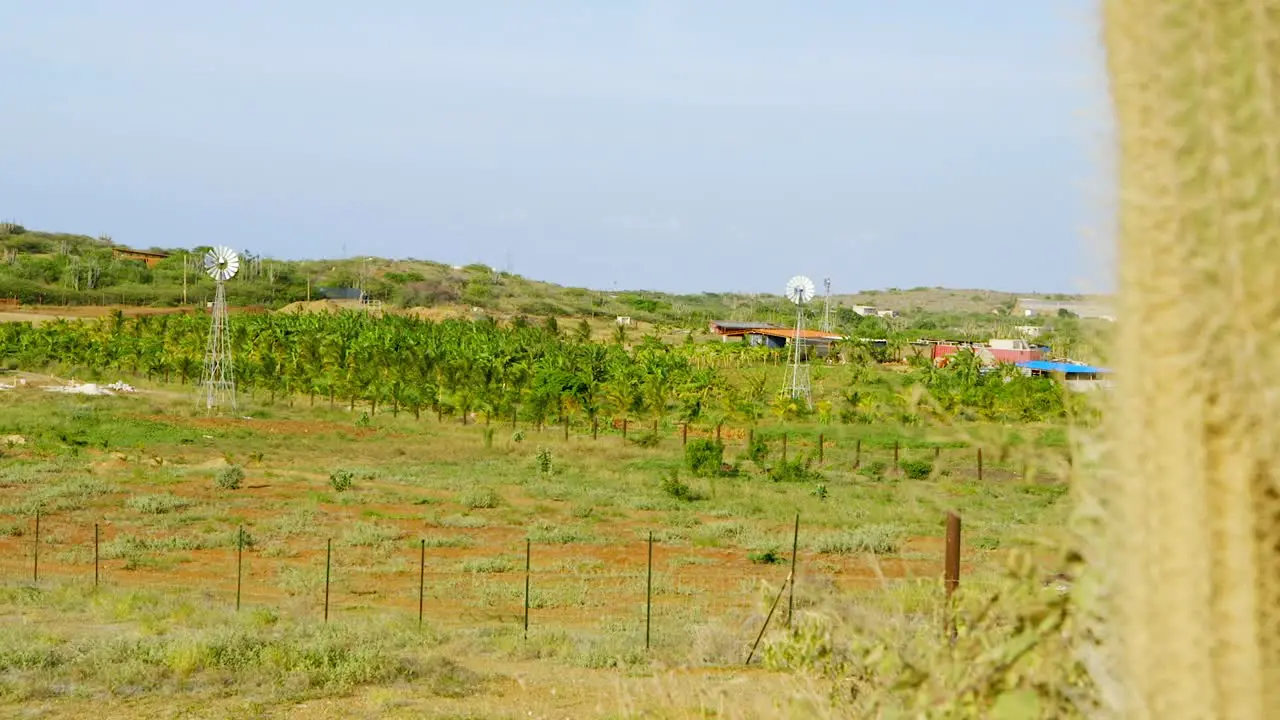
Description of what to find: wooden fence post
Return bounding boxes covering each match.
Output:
[818,433,824,463]
[945,513,962,640]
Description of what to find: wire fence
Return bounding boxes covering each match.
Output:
[0,510,967,659]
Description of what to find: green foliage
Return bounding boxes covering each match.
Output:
[768,457,822,483]
[535,447,553,474]
[746,433,769,464]
[329,469,355,492]
[812,483,829,501]
[812,524,903,555]
[683,439,725,477]
[215,465,244,491]
[459,488,501,509]
[899,459,933,480]
[125,494,191,515]
[748,548,783,564]
[858,461,889,480]
[659,470,704,502]
[629,433,660,449]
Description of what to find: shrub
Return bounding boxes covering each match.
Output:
[512,430,525,443]
[630,433,661,449]
[535,447,552,474]
[660,471,704,502]
[125,494,191,515]
[329,469,355,492]
[215,465,244,490]
[899,459,933,480]
[857,461,889,480]
[748,548,784,565]
[483,428,495,448]
[459,488,501,509]
[812,524,903,555]
[812,483,829,501]
[684,439,725,477]
[769,458,822,483]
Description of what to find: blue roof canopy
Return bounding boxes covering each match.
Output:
[1017,360,1112,375]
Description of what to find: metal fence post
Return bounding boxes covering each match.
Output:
[787,514,799,627]
[524,539,531,639]
[235,526,244,611]
[324,538,332,622]
[645,531,654,650]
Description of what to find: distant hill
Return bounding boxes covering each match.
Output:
[0,224,1105,334]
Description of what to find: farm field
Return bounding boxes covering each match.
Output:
[0,377,1078,718]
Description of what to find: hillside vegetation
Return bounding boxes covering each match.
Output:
[0,224,1107,351]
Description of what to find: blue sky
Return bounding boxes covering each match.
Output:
[1,1,1109,295]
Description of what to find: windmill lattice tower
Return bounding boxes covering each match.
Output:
[200,246,240,412]
[822,277,832,332]
[784,275,815,407]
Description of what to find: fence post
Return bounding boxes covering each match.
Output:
[782,433,788,462]
[94,522,99,590]
[935,446,941,461]
[855,439,861,469]
[33,509,39,583]
[715,424,721,444]
[978,448,984,481]
[324,538,332,623]
[818,433,824,463]
[418,538,426,626]
[623,418,628,440]
[652,418,658,437]
[563,416,569,441]
[646,531,654,651]
[512,409,517,431]
[787,514,799,627]
[893,440,900,473]
[236,525,244,611]
[592,416,598,441]
[748,427,754,449]
[682,423,688,446]
[945,513,962,641]
[524,539,531,639]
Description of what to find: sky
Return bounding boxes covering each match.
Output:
[1,1,1111,295]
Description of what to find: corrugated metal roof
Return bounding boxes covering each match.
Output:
[1017,360,1112,374]
[710,321,777,331]
[748,328,844,341]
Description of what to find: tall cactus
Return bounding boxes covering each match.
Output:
[1102,1,1280,717]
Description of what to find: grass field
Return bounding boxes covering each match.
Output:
[0,378,1078,718]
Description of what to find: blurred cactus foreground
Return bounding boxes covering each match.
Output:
[1102,1,1280,717]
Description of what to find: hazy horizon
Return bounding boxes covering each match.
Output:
[2,1,1110,296]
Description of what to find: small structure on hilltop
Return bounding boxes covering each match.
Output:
[932,338,1044,367]
[1016,359,1113,391]
[111,246,170,268]
[1012,297,1115,321]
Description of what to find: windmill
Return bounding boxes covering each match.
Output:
[200,246,240,412]
[784,275,816,407]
